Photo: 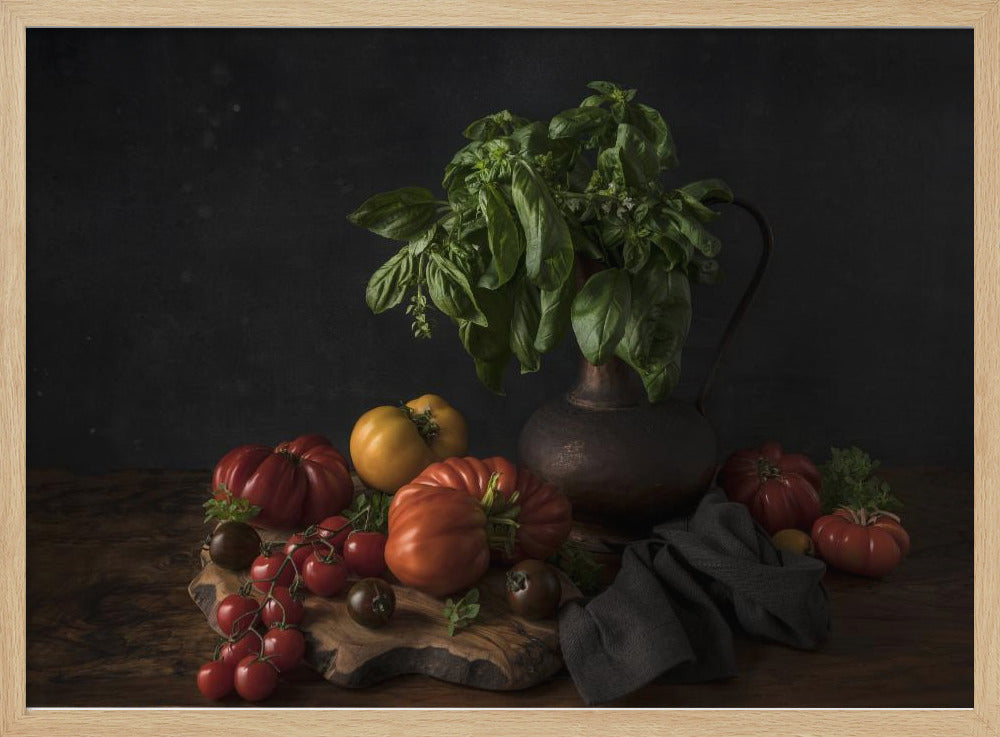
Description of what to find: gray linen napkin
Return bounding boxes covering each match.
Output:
[558,489,830,705]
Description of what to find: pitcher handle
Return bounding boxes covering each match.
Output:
[696,196,774,416]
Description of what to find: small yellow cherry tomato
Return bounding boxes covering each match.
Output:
[771,528,816,557]
[349,394,468,493]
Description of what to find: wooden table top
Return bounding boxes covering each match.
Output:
[26,467,972,708]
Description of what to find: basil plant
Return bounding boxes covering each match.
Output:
[348,81,731,401]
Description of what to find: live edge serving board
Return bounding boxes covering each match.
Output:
[188,480,581,691]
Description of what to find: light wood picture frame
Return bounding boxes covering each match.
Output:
[2,1,996,735]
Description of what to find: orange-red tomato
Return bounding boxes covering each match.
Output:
[384,456,573,598]
[811,508,910,578]
[413,456,572,562]
[719,441,822,535]
[212,434,353,529]
[385,484,491,597]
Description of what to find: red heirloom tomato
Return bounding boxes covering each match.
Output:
[811,508,910,578]
[385,484,492,597]
[212,434,353,529]
[412,456,572,562]
[718,441,822,535]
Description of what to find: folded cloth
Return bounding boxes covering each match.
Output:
[558,488,830,705]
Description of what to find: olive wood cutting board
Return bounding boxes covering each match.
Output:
[188,485,581,691]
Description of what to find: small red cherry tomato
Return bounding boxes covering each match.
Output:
[283,533,316,573]
[343,531,387,577]
[250,551,295,593]
[262,626,306,672]
[219,629,262,669]
[262,586,305,627]
[302,552,349,597]
[318,514,353,553]
[196,660,234,700]
[233,655,278,702]
[215,593,259,636]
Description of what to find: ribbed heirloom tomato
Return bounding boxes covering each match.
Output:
[385,456,573,597]
[413,456,573,562]
[811,508,910,578]
[719,441,822,535]
[349,394,468,493]
[212,434,353,530]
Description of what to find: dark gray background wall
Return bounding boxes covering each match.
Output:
[26,29,973,471]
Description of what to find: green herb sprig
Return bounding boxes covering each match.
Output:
[345,490,392,534]
[202,483,260,524]
[819,446,901,514]
[548,541,603,595]
[442,588,481,636]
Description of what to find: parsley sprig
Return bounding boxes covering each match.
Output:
[203,483,260,524]
[819,446,901,514]
[442,588,480,636]
[345,490,392,533]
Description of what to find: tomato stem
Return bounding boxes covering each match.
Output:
[401,404,440,443]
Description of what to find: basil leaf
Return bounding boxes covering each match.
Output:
[615,123,659,189]
[464,110,529,141]
[570,223,603,260]
[348,187,439,240]
[636,362,682,403]
[549,107,612,140]
[678,178,733,205]
[596,147,625,189]
[474,354,509,395]
[535,273,575,353]
[651,230,693,269]
[587,81,619,95]
[626,103,678,168]
[365,247,413,314]
[615,261,691,401]
[688,258,723,285]
[510,276,542,373]
[479,183,524,289]
[571,268,631,365]
[568,156,593,191]
[511,161,574,291]
[580,94,605,108]
[458,287,512,361]
[663,211,721,258]
[623,236,651,273]
[426,253,487,326]
[678,192,721,223]
[599,217,626,249]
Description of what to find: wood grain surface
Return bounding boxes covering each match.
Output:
[189,527,579,691]
[26,466,972,708]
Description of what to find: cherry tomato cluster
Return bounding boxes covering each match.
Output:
[196,514,391,702]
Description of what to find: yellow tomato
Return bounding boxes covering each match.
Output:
[349,394,468,493]
[771,528,815,557]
